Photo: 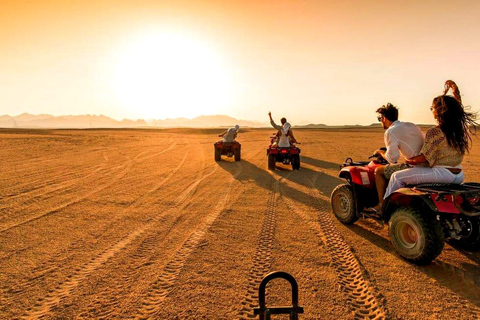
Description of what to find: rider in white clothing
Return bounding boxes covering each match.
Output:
[218,124,239,143]
[268,112,294,147]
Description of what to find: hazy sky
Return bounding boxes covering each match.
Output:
[1,0,480,125]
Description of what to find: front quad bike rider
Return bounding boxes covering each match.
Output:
[218,124,239,143]
[369,103,424,213]
[214,124,241,161]
[331,80,480,265]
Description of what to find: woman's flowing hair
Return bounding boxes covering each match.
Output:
[433,80,478,154]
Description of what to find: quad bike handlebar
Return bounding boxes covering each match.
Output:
[368,147,388,164]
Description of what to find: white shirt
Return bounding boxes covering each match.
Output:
[270,119,291,147]
[222,127,237,142]
[384,120,424,163]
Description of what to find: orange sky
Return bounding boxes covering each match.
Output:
[1,0,480,125]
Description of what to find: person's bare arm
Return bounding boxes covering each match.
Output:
[406,154,428,165]
[288,130,296,140]
[268,112,281,130]
[374,149,386,158]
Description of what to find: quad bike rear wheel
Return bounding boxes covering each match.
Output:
[331,184,358,224]
[268,154,276,170]
[389,208,444,265]
[214,147,221,162]
[234,146,241,161]
[291,154,300,170]
[449,217,480,251]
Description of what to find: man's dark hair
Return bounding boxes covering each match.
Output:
[376,103,398,122]
[281,117,287,124]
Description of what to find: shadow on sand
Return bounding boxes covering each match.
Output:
[217,159,323,210]
[273,165,342,199]
[301,155,341,171]
[348,221,480,308]
[218,158,480,308]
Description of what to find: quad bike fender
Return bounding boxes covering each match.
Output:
[383,187,460,222]
[339,167,375,189]
[289,148,300,154]
[267,147,278,155]
[215,141,241,149]
[267,147,299,155]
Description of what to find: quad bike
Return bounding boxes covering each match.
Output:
[214,141,241,162]
[330,150,480,265]
[266,134,301,170]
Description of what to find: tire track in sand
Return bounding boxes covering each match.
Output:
[2,145,187,313]
[21,155,217,320]
[308,171,388,320]
[0,164,107,214]
[133,162,243,319]
[0,156,134,234]
[354,218,480,316]
[0,142,178,234]
[238,172,289,319]
[71,139,210,319]
[72,150,199,319]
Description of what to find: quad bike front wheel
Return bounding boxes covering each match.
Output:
[214,147,221,162]
[234,146,241,161]
[268,154,276,170]
[389,208,444,265]
[331,184,358,224]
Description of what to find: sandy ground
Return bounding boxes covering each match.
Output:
[1,128,480,319]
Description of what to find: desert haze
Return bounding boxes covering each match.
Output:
[0,114,268,129]
[1,128,480,319]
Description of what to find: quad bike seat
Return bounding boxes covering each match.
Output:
[341,157,369,168]
[410,183,480,192]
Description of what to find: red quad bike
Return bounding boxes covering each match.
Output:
[214,141,241,162]
[267,134,301,170]
[330,151,480,265]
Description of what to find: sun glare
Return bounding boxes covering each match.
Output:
[114,32,231,119]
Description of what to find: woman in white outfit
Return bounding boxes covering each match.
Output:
[384,80,478,199]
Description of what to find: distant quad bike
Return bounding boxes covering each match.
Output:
[267,134,301,170]
[330,151,480,265]
[214,141,241,162]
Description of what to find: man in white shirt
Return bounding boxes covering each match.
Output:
[268,112,296,147]
[218,125,239,143]
[370,103,424,212]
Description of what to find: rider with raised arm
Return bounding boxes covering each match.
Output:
[268,112,296,147]
[385,80,478,198]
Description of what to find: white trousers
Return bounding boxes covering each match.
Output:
[384,167,464,199]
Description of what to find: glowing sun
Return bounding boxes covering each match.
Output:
[114,32,231,119]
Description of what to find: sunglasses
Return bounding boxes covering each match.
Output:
[377,116,383,122]
[430,107,434,111]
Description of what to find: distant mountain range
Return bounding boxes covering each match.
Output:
[0,113,387,129]
[0,114,147,129]
[151,115,267,128]
[0,113,270,129]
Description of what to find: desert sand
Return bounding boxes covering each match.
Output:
[1,128,480,319]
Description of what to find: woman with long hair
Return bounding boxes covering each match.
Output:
[384,80,478,198]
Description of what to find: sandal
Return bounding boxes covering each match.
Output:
[364,207,379,214]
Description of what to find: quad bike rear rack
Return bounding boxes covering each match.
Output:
[253,271,304,320]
